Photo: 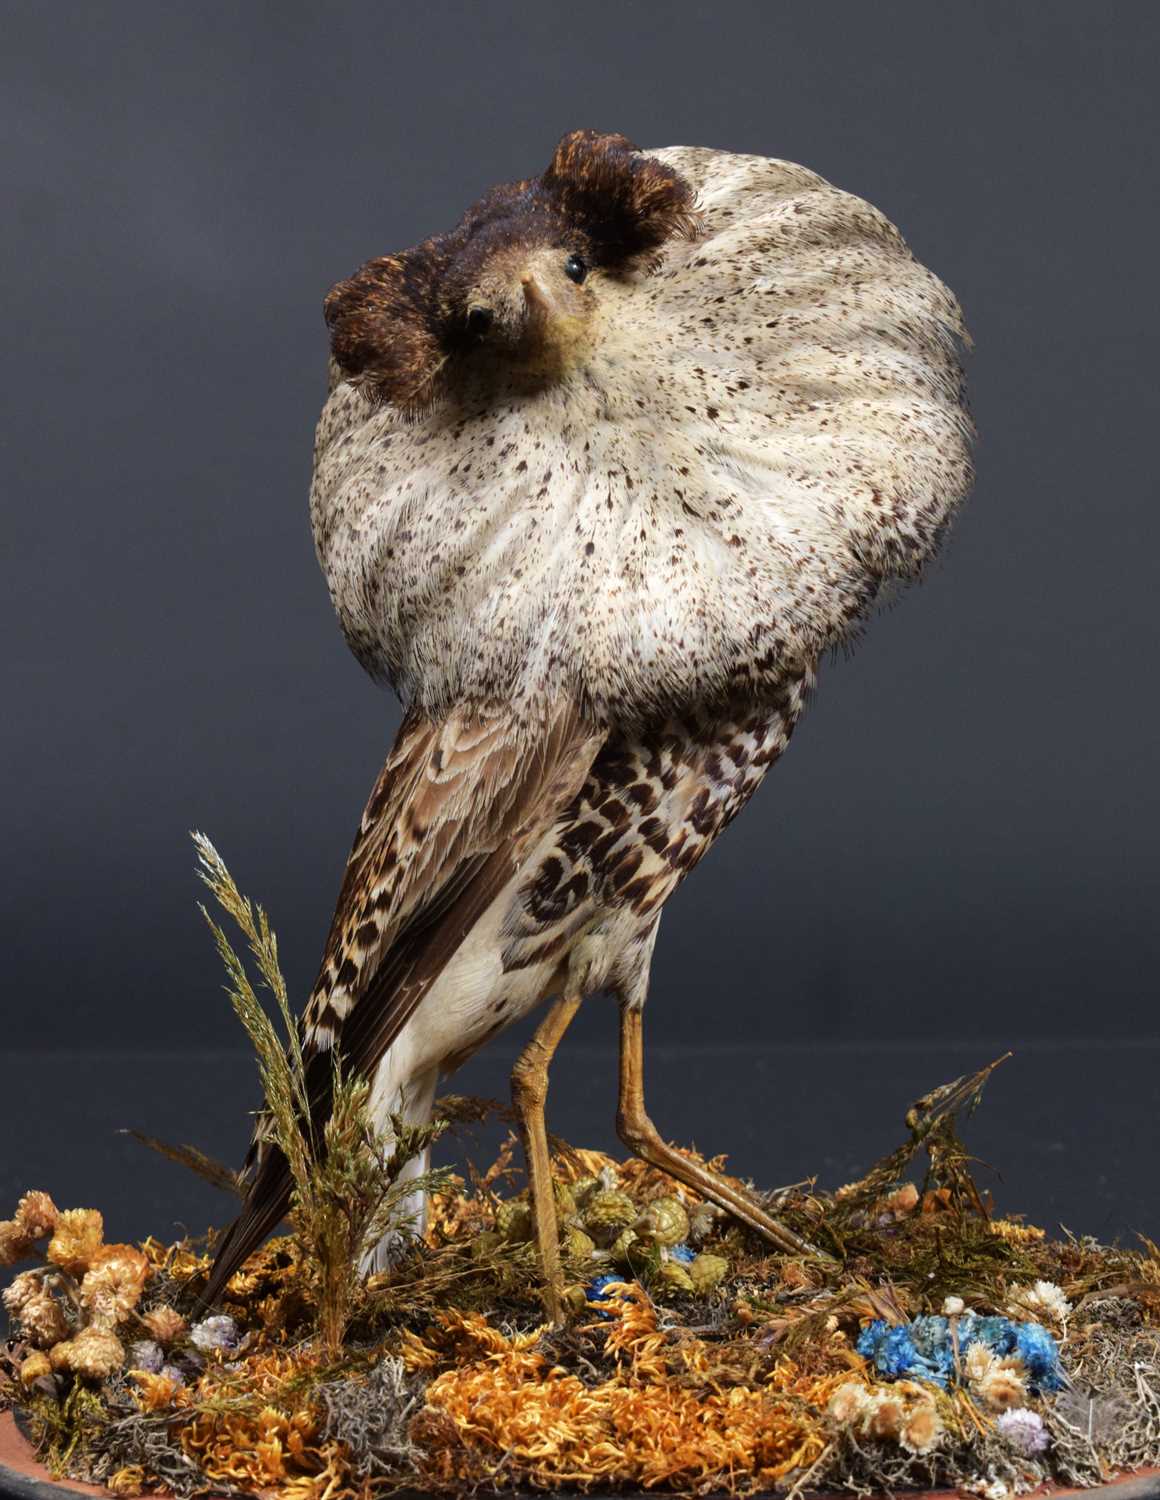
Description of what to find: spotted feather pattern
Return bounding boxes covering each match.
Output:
[501,676,810,1003]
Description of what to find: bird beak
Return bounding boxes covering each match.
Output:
[521,274,566,327]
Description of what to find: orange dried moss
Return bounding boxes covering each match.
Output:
[178,1347,330,1489]
[409,1286,844,1494]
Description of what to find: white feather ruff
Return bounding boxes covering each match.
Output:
[310,146,973,727]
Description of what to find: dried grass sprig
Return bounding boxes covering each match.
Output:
[191,834,453,1354]
[193,833,311,1195]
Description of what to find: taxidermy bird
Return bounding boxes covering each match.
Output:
[202,130,972,1319]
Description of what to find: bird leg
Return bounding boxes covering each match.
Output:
[510,990,583,1323]
[615,1002,827,1259]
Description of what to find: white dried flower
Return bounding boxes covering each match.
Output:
[977,1359,1028,1411]
[900,1399,943,1454]
[828,1382,871,1427]
[190,1314,239,1352]
[828,1381,942,1453]
[942,1295,965,1315]
[964,1342,996,1384]
[127,1340,164,1374]
[1007,1280,1070,1327]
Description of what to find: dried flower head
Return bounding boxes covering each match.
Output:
[190,1314,240,1353]
[609,1227,638,1262]
[562,1225,596,1259]
[0,1220,36,1267]
[19,1351,52,1386]
[965,1342,996,1384]
[827,1380,941,1455]
[900,1400,943,1454]
[52,1326,125,1380]
[942,1295,966,1316]
[583,1189,637,1240]
[3,1270,71,1347]
[552,1180,577,1222]
[977,1359,1028,1411]
[48,1340,74,1372]
[127,1340,164,1374]
[828,1382,871,1426]
[2,1268,42,1315]
[1007,1280,1071,1328]
[15,1191,59,1240]
[81,1244,150,1328]
[140,1305,186,1345]
[47,1208,104,1276]
[17,1289,71,1349]
[655,1260,695,1295]
[494,1200,532,1243]
[997,1407,1050,1456]
[868,1394,905,1440]
[878,1182,920,1222]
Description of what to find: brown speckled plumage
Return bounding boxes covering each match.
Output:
[202,132,972,1303]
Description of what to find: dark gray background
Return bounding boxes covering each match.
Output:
[2,2,1157,1245]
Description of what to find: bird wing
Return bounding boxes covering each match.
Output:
[199,698,604,1306]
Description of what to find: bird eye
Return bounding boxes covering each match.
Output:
[563,254,588,285]
[466,305,494,337]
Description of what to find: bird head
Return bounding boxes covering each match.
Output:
[323,130,703,415]
[451,237,594,375]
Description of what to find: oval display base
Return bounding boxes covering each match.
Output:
[3,1409,1160,1500]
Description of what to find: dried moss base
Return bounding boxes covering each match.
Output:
[3,1093,1159,1499]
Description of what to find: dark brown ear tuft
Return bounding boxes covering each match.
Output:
[540,129,702,272]
[323,246,449,416]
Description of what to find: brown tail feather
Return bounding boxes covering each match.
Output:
[195,1143,292,1311]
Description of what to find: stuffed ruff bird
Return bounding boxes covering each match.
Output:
[201,130,973,1319]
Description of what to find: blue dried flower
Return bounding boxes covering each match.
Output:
[909,1313,949,1350]
[907,1316,956,1385]
[586,1274,627,1301]
[857,1320,933,1380]
[668,1243,696,1264]
[585,1274,633,1319]
[958,1313,1019,1357]
[855,1318,887,1357]
[1015,1322,1064,1390]
[857,1311,1063,1394]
